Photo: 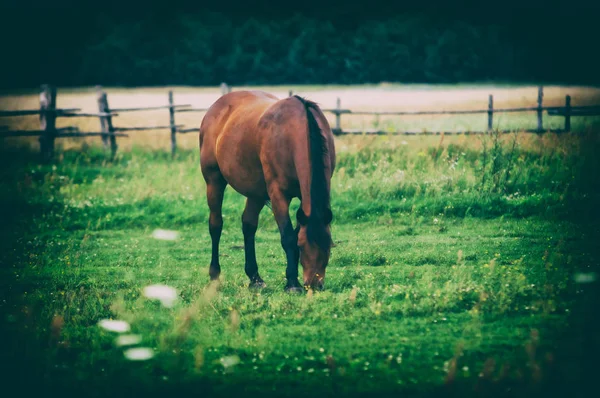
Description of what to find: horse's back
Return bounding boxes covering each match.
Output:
[199,91,280,198]
[200,91,276,147]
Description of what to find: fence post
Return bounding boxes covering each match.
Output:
[220,82,229,95]
[169,90,177,157]
[335,97,341,132]
[96,86,118,159]
[537,86,544,132]
[564,95,571,132]
[96,86,109,149]
[39,84,57,162]
[487,94,493,132]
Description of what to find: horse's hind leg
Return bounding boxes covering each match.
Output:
[242,197,266,288]
[205,174,227,281]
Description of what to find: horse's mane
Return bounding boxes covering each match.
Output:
[293,95,331,252]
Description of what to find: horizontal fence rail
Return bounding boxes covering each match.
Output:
[115,125,184,132]
[175,108,211,113]
[110,104,191,112]
[176,127,201,133]
[1,83,599,161]
[331,128,566,136]
[0,108,81,117]
[325,106,579,116]
[0,109,117,118]
[547,106,600,116]
[61,111,118,117]
[2,126,79,137]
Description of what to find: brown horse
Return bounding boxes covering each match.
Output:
[199,91,335,291]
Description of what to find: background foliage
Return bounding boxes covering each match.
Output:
[2,3,599,89]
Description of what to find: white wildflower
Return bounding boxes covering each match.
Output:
[143,284,178,308]
[98,319,130,333]
[115,334,142,347]
[124,347,154,361]
[220,355,241,368]
[151,229,179,241]
[574,272,597,284]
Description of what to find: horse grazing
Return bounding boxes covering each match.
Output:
[199,91,335,291]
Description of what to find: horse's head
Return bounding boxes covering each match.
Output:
[296,207,333,290]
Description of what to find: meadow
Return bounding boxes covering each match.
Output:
[1,85,600,398]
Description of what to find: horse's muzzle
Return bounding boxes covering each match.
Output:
[304,278,325,291]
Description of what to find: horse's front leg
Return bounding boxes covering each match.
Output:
[242,197,266,288]
[269,188,302,292]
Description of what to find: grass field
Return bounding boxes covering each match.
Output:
[1,85,600,397]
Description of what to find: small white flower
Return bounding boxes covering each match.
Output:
[151,229,179,241]
[433,218,439,224]
[574,272,597,284]
[220,355,241,368]
[143,284,178,308]
[124,347,154,361]
[98,319,130,333]
[115,334,142,347]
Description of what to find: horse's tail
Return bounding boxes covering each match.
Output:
[293,95,332,251]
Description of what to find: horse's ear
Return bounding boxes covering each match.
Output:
[324,208,333,224]
[296,208,308,225]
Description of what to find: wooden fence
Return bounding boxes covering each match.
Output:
[322,87,600,136]
[2,84,599,161]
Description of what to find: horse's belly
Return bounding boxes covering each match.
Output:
[221,165,267,198]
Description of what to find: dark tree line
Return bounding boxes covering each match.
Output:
[1,6,599,89]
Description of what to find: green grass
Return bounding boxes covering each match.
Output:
[1,131,599,398]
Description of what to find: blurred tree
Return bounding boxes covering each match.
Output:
[0,7,598,88]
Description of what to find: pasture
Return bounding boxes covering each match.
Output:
[1,85,599,398]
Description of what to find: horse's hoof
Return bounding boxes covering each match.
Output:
[285,285,304,294]
[249,280,266,289]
